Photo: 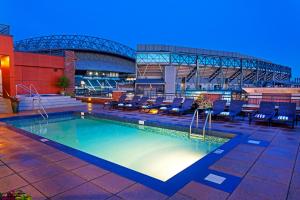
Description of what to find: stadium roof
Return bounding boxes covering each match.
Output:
[137,44,270,62]
[137,44,291,73]
[14,35,136,60]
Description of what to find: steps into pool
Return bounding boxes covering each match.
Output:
[0,97,13,113]
[18,95,86,111]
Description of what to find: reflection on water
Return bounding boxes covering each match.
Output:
[12,116,228,181]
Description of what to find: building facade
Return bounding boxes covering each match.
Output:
[0,24,65,96]
[14,35,136,96]
[0,24,295,97]
[136,45,292,95]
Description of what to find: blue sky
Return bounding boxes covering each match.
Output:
[1,0,299,77]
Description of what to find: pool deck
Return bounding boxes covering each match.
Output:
[0,104,299,200]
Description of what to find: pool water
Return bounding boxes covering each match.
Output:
[10,114,228,181]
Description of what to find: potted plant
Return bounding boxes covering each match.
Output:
[195,94,212,109]
[0,190,32,200]
[9,96,20,113]
[57,75,70,95]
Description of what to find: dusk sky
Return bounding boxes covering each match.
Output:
[1,0,299,77]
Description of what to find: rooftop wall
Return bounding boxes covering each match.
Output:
[14,52,65,94]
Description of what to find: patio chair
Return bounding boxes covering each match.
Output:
[206,100,227,116]
[140,96,165,112]
[216,100,245,120]
[272,102,296,128]
[250,101,276,125]
[168,98,194,115]
[104,93,127,109]
[117,95,140,109]
[159,97,183,113]
[124,96,149,110]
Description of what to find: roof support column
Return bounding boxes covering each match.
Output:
[255,62,259,86]
[195,56,199,89]
[240,59,243,90]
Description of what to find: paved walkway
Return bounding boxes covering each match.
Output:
[0,104,299,199]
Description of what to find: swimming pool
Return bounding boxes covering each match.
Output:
[7,113,228,181]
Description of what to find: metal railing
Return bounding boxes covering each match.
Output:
[0,24,10,35]
[202,110,212,136]
[135,91,300,107]
[0,88,11,98]
[189,108,200,137]
[16,84,48,119]
[30,84,48,119]
[75,88,113,97]
[189,109,212,138]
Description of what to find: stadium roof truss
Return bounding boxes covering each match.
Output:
[136,51,291,87]
[14,35,136,60]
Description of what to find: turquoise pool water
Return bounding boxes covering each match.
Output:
[11,115,228,181]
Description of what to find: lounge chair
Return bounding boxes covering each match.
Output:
[272,102,296,128]
[104,93,127,109]
[250,101,276,125]
[168,98,194,115]
[216,100,245,120]
[159,97,183,113]
[206,100,227,116]
[124,96,149,110]
[117,95,140,109]
[140,96,165,112]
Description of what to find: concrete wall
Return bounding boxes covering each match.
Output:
[0,35,15,97]
[164,66,176,94]
[64,51,76,94]
[14,52,65,94]
[1,35,68,95]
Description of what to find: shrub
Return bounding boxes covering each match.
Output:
[57,76,70,91]
[0,190,32,200]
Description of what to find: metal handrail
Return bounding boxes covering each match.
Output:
[189,108,200,138]
[16,84,31,96]
[29,84,48,119]
[15,84,48,119]
[0,88,10,98]
[202,110,212,136]
[3,88,10,97]
[189,109,212,138]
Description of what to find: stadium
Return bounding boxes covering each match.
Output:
[14,35,136,96]
[135,45,292,96]
[0,24,294,97]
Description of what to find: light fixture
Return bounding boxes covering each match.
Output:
[0,56,10,68]
[149,109,159,114]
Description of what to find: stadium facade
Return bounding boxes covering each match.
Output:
[0,24,294,97]
[135,45,292,95]
[14,35,136,96]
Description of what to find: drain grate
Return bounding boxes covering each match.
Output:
[204,173,226,184]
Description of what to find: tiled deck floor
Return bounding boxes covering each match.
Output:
[0,104,299,200]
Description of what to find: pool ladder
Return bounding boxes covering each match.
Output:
[16,84,48,120]
[189,109,212,138]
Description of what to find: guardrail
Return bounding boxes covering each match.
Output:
[75,88,113,97]
[74,87,300,107]
[0,24,10,35]
[134,92,300,107]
